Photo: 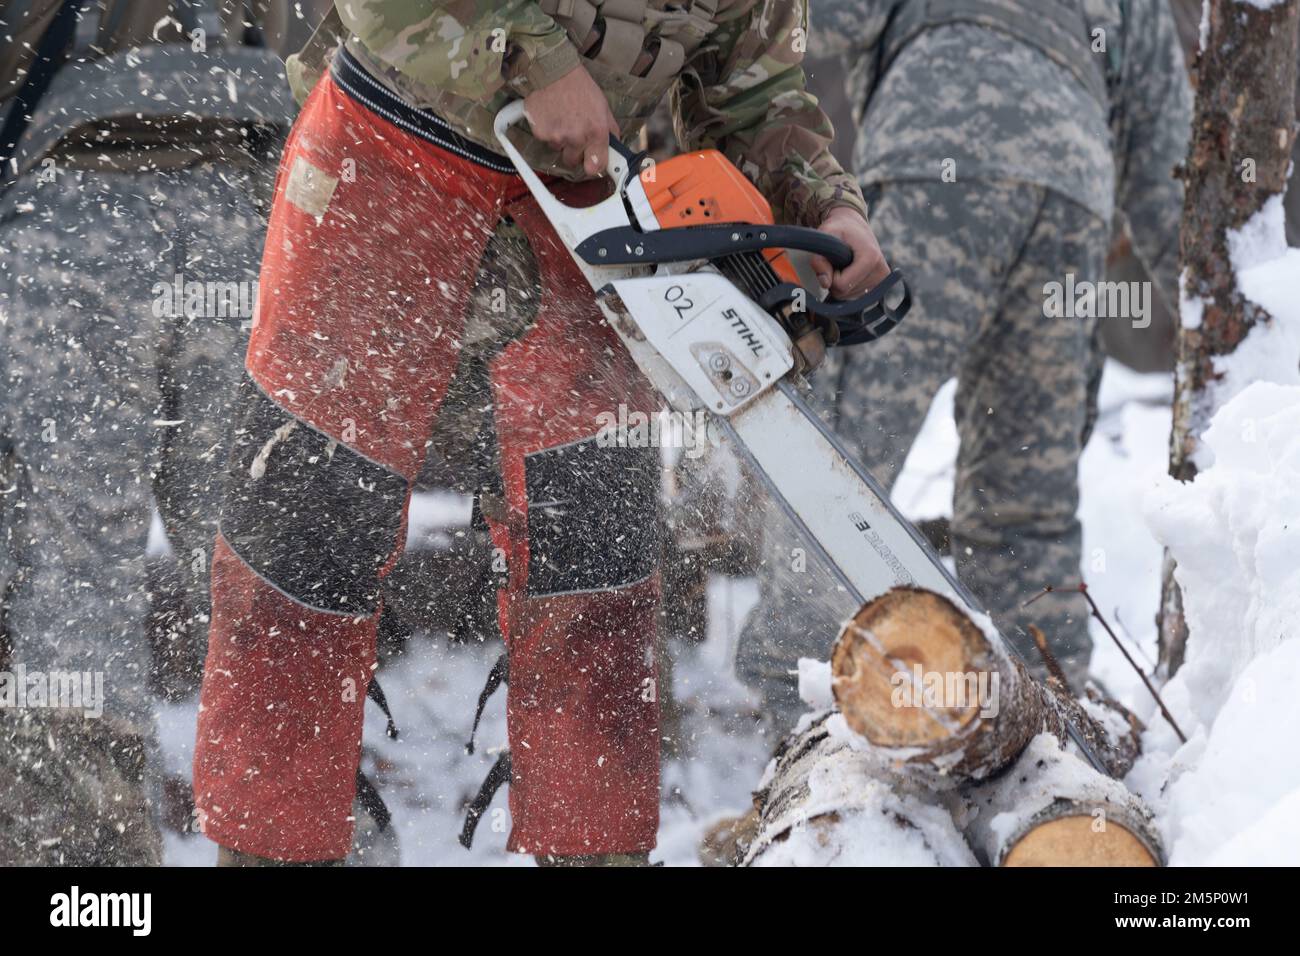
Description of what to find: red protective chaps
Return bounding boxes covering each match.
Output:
[193,63,661,861]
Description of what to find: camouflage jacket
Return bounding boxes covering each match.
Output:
[329,0,866,226]
[807,0,1191,296]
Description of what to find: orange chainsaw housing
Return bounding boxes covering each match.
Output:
[638,150,801,285]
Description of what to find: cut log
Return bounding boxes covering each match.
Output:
[741,713,976,867]
[830,587,1140,784]
[954,735,1164,867]
[738,587,1161,866]
[739,712,1160,866]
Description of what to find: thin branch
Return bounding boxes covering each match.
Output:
[1023,583,1188,744]
[1112,607,1157,673]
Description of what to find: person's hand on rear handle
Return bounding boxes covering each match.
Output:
[523,63,620,176]
[811,207,891,300]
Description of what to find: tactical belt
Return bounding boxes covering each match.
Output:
[881,0,1110,108]
[330,45,518,175]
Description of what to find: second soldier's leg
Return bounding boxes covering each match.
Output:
[0,169,176,865]
[951,194,1109,685]
[736,179,1044,732]
[152,164,269,693]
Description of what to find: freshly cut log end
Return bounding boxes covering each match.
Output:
[831,586,995,749]
[829,587,1036,783]
[1001,810,1160,867]
[961,735,1165,867]
[829,586,1141,785]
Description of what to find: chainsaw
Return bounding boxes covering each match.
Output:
[492,102,1105,772]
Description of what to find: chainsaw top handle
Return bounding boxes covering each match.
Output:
[491,102,854,264]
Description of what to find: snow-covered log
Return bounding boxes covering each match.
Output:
[830,587,1140,785]
[742,713,1162,867]
[741,713,976,867]
[953,735,1163,867]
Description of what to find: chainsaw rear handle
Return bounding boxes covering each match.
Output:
[492,99,631,188]
[491,101,640,286]
[760,269,912,346]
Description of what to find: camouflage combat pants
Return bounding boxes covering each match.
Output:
[0,163,266,864]
[738,179,1108,730]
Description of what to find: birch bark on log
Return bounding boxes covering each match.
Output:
[742,712,976,867]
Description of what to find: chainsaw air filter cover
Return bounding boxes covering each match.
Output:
[631,149,802,286]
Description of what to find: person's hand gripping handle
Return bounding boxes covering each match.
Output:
[522,63,620,176]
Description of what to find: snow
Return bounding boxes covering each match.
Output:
[1213,247,1300,409]
[1160,640,1300,865]
[1145,382,1300,724]
[1077,364,1173,698]
[1133,382,1300,864]
[1178,206,1300,470]
[1226,194,1289,273]
[1180,209,1300,471]
[891,378,958,520]
[797,657,834,711]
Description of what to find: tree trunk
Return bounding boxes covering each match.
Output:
[830,587,1141,785]
[1160,0,1300,674]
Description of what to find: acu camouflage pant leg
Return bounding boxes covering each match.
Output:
[0,164,264,864]
[737,179,1107,730]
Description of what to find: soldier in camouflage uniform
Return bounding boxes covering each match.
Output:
[737,0,1192,730]
[0,0,304,864]
[190,0,889,864]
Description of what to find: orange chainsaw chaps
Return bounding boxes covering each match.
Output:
[640,151,801,285]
